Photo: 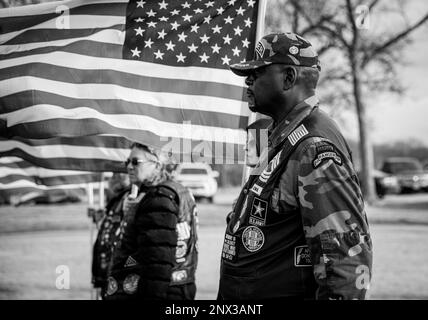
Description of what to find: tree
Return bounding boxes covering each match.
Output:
[265,0,428,203]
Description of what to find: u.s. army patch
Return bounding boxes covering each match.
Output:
[312,145,342,168]
[249,197,267,226]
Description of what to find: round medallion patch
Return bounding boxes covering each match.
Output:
[176,240,188,259]
[123,273,140,295]
[289,46,299,55]
[106,276,118,296]
[241,226,265,252]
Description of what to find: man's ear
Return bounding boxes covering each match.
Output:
[283,66,297,90]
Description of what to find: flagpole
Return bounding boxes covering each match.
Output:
[241,0,267,185]
[86,182,95,300]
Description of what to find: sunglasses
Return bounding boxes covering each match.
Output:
[124,158,155,167]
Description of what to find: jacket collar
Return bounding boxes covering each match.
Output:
[267,95,319,149]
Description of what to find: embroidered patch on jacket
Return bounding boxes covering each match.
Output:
[294,245,312,267]
[249,197,268,227]
[242,226,265,252]
[250,183,263,196]
[176,222,191,240]
[171,270,188,283]
[106,277,118,296]
[312,145,343,168]
[288,124,309,146]
[222,233,236,261]
[259,150,282,183]
[176,240,188,262]
[123,273,140,294]
[124,255,137,268]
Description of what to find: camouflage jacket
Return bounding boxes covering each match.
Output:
[219,96,373,300]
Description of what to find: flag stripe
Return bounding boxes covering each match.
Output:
[4,24,125,46]
[1,93,248,131]
[0,64,246,103]
[0,150,125,172]
[1,14,125,44]
[0,1,127,37]
[0,39,122,61]
[0,0,129,18]
[0,138,129,161]
[1,28,125,54]
[0,51,247,87]
[0,180,98,191]
[0,167,93,177]
[1,78,248,118]
[5,116,246,144]
[0,134,244,172]
[1,135,129,148]
[0,174,102,186]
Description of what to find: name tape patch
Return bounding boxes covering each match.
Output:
[313,145,343,168]
[222,233,237,261]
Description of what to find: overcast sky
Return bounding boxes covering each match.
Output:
[336,1,428,146]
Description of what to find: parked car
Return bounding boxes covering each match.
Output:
[174,163,219,203]
[373,169,401,198]
[357,169,401,198]
[380,157,428,193]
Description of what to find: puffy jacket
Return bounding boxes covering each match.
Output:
[105,180,198,300]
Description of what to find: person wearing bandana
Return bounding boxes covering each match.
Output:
[218,33,373,300]
[104,143,198,300]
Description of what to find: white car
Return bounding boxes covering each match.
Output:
[174,163,219,203]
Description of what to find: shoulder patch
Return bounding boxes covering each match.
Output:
[155,185,179,203]
[288,124,309,146]
[312,145,342,168]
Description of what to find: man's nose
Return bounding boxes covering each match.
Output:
[245,74,254,86]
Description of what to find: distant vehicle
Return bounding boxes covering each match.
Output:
[174,163,219,203]
[373,169,401,198]
[380,157,428,193]
[357,169,400,198]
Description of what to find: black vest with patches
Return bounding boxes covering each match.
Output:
[219,106,353,299]
[161,180,198,286]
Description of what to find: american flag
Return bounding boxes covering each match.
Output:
[0,0,261,164]
[0,156,103,203]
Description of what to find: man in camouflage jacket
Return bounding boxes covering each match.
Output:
[218,32,373,300]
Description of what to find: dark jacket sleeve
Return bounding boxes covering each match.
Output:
[133,186,180,299]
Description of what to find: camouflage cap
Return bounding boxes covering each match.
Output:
[230,32,321,76]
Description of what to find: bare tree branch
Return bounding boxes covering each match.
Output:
[345,0,359,52]
[362,12,428,67]
[368,0,381,11]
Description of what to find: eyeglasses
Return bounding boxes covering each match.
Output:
[124,158,155,167]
